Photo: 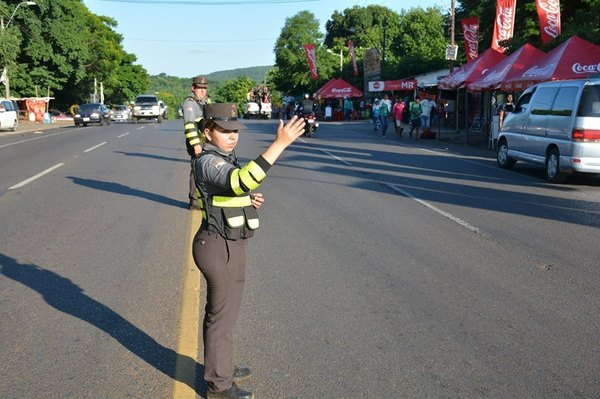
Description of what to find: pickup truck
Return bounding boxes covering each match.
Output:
[132,95,162,123]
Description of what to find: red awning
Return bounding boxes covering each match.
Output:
[316,78,338,97]
[318,78,363,98]
[502,36,600,91]
[467,44,545,92]
[439,48,506,90]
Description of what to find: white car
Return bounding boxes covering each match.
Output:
[112,105,131,122]
[0,99,18,131]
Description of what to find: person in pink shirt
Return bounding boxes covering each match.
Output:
[393,98,407,138]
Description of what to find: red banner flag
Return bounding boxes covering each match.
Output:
[492,0,517,53]
[536,0,561,44]
[461,17,479,61]
[303,44,318,80]
[348,41,358,77]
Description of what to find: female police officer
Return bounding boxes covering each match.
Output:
[192,103,305,399]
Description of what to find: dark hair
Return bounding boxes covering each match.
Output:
[200,117,217,132]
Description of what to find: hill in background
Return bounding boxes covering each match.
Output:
[149,65,273,101]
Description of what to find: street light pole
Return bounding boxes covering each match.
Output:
[1,1,36,99]
[326,49,343,72]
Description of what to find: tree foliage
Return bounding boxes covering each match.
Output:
[455,0,600,57]
[0,0,148,110]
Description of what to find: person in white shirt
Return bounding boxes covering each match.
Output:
[419,94,436,136]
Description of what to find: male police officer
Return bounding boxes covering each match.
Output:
[182,76,209,210]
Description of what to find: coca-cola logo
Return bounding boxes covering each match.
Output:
[572,62,600,74]
[522,64,555,78]
[538,0,560,39]
[496,6,515,41]
[373,82,381,89]
[464,23,479,59]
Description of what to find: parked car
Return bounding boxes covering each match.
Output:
[112,104,131,122]
[176,106,183,118]
[0,98,19,131]
[132,95,162,123]
[74,103,112,127]
[497,78,600,182]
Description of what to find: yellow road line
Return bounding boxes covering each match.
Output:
[173,211,202,398]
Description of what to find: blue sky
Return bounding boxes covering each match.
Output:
[83,0,445,78]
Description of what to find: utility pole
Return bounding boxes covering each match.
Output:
[450,0,456,73]
[382,18,388,80]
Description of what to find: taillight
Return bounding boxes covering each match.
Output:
[572,129,600,142]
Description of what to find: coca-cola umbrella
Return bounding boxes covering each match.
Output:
[315,78,338,98]
[439,48,506,90]
[467,44,545,92]
[318,78,363,98]
[502,35,600,91]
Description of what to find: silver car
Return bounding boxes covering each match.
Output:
[497,78,600,182]
[112,105,131,122]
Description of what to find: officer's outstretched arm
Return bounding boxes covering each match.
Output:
[228,116,305,197]
[261,115,306,165]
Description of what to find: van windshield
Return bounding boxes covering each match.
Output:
[578,85,600,117]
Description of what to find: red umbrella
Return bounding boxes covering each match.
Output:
[502,36,600,91]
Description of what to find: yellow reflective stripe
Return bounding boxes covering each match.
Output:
[213,195,252,207]
[185,131,198,139]
[189,137,201,146]
[229,169,245,196]
[246,161,267,182]
[238,161,265,191]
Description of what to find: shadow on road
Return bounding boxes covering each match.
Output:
[0,253,208,395]
[67,176,189,210]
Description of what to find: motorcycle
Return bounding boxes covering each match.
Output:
[302,112,319,137]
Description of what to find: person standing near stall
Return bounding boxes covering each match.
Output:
[192,103,305,399]
[498,93,514,129]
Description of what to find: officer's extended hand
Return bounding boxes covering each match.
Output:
[261,115,306,165]
[275,115,306,147]
[250,192,264,209]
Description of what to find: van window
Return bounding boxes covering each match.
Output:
[530,87,557,115]
[577,84,600,117]
[514,91,533,113]
[550,86,578,116]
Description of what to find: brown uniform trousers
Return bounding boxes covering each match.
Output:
[192,227,247,392]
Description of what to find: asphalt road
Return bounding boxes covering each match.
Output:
[1,119,599,398]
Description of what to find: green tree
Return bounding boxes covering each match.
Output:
[273,10,330,96]
[215,76,255,115]
[391,7,448,77]
[455,0,600,56]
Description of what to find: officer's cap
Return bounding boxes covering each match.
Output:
[204,103,245,131]
[192,76,208,88]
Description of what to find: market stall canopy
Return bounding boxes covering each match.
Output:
[467,44,545,92]
[502,36,600,91]
[316,78,338,97]
[438,48,506,90]
[318,78,363,98]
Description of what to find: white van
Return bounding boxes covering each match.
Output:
[0,98,18,131]
[497,79,600,182]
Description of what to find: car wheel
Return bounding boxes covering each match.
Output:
[11,118,18,132]
[546,147,567,183]
[497,139,516,169]
[83,123,88,127]
[157,115,163,123]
